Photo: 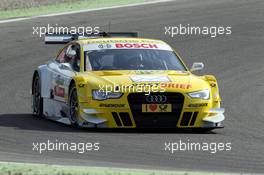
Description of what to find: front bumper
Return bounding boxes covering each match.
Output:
[202,108,225,128]
[75,90,225,129]
[78,105,225,129]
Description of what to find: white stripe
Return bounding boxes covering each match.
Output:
[0,0,173,24]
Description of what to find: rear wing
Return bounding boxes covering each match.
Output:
[45,32,138,44]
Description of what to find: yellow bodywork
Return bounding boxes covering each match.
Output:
[63,37,223,128]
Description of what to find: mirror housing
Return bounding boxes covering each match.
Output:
[190,62,204,72]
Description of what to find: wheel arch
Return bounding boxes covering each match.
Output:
[68,79,76,96]
[32,65,51,98]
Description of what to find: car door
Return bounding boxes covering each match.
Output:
[48,44,78,103]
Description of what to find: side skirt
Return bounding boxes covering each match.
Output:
[43,98,71,125]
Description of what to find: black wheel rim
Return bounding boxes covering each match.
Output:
[69,87,79,123]
[33,77,41,115]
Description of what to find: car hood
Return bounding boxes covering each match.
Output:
[81,70,210,92]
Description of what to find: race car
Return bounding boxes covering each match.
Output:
[32,32,225,130]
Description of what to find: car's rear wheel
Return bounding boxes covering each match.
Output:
[68,84,82,128]
[32,74,43,117]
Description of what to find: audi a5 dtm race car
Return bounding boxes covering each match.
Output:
[32,32,225,130]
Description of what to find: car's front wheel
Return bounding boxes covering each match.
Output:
[32,74,43,117]
[68,84,82,128]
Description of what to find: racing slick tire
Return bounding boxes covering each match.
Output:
[68,83,82,128]
[32,74,43,117]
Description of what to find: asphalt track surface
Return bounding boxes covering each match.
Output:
[0,0,264,173]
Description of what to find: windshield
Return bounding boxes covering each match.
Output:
[85,49,187,71]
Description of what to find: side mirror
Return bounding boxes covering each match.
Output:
[59,63,73,71]
[190,62,204,72]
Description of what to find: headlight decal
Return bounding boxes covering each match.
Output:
[188,89,210,100]
[92,90,123,100]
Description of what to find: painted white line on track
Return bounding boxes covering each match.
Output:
[0,0,173,24]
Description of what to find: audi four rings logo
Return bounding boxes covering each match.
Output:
[146,95,167,103]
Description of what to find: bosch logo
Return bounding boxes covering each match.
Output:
[116,43,158,49]
[146,95,167,103]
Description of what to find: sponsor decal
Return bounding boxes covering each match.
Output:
[54,85,65,97]
[134,70,164,74]
[160,83,192,89]
[142,104,172,113]
[188,103,208,108]
[99,104,125,108]
[83,42,172,51]
[114,83,160,90]
[85,39,163,44]
[130,75,170,82]
[115,43,158,49]
[55,75,64,86]
[131,83,160,87]
[98,44,112,49]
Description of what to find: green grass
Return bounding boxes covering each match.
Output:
[0,0,146,20]
[0,162,240,175]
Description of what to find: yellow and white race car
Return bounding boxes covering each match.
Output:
[32,32,224,130]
